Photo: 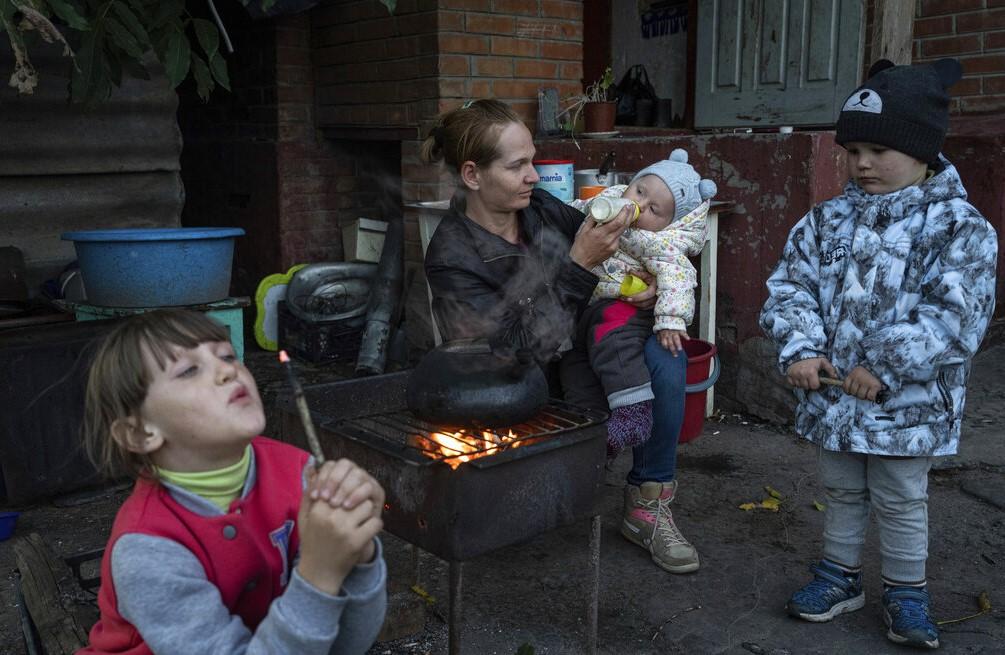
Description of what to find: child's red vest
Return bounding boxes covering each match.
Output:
[79,437,309,654]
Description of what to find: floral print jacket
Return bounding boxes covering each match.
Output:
[572,185,709,332]
[759,157,998,456]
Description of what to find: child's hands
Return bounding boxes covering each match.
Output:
[786,357,838,390]
[296,496,382,596]
[843,366,884,402]
[658,329,688,356]
[307,458,385,564]
[621,269,657,309]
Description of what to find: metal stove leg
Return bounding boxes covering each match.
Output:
[587,514,601,655]
[448,560,462,655]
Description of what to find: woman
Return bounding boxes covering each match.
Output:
[421,99,697,574]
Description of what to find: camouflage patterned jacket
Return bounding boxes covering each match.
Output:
[760,157,998,456]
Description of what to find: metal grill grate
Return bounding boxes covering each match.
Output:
[329,400,606,464]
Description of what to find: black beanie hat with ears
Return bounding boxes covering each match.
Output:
[835,58,963,164]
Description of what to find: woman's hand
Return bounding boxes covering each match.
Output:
[620,269,657,309]
[569,206,632,270]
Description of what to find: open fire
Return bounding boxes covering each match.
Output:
[415,428,522,469]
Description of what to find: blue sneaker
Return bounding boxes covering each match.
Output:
[883,586,940,649]
[786,560,865,622]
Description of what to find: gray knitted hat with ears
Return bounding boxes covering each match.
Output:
[836,58,962,164]
[631,148,718,222]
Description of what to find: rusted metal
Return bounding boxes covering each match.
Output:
[279,371,608,561]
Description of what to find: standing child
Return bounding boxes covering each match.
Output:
[78,310,387,655]
[760,58,997,649]
[569,148,716,457]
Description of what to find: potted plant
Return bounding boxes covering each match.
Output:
[560,67,616,136]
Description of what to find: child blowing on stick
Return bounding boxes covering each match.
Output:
[78,310,387,655]
[760,58,997,649]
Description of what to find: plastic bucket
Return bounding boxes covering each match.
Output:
[61,228,245,307]
[680,339,720,443]
[533,160,574,203]
[0,511,19,541]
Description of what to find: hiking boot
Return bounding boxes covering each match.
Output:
[883,586,940,649]
[621,480,699,573]
[786,560,865,622]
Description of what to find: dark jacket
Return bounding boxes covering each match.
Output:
[424,189,599,363]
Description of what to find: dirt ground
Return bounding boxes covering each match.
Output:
[2,343,1003,655]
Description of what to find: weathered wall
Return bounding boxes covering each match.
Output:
[0,43,182,295]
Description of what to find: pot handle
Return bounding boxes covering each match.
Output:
[684,353,720,394]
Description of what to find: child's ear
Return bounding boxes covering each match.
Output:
[110,416,164,455]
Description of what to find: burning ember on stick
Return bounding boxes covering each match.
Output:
[413,428,524,469]
[278,350,326,467]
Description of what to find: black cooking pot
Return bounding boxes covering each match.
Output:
[406,339,549,428]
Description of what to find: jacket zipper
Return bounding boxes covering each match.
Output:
[936,369,952,415]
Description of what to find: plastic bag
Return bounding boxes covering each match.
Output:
[615,65,658,125]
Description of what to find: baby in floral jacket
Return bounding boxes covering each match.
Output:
[568,149,717,456]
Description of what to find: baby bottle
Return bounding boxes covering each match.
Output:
[589,197,640,224]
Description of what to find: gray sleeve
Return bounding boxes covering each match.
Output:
[112,533,387,655]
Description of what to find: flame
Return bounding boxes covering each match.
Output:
[423,428,520,469]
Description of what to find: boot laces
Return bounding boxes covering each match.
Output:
[639,493,689,547]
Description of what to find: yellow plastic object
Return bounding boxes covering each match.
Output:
[253,264,308,351]
[620,274,648,297]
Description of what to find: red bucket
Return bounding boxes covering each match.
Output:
[679,339,719,443]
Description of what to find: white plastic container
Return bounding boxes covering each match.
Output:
[589,197,640,224]
[342,218,388,263]
[533,159,574,202]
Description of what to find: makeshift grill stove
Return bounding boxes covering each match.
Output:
[280,370,609,654]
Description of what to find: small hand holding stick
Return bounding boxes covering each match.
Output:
[819,376,888,404]
[278,350,325,467]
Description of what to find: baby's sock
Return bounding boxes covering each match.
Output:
[606,400,654,459]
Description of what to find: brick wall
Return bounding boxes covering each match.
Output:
[913,0,1005,114]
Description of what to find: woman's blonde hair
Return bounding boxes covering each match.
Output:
[419,99,524,174]
[84,309,230,479]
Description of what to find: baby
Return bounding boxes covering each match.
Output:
[570,149,717,455]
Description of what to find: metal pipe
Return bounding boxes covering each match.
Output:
[587,515,601,655]
[355,210,403,376]
[448,560,463,655]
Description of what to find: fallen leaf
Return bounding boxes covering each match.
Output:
[764,485,783,500]
[410,584,436,605]
[813,500,826,511]
[738,502,757,511]
[760,497,781,510]
[936,591,991,625]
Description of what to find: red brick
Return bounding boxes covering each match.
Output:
[466,13,516,34]
[950,76,983,96]
[559,61,583,81]
[438,0,492,9]
[957,8,1005,32]
[913,16,954,38]
[540,40,581,60]
[920,0,984,17]
[381,59,420,81]
[491,79,545,97]
[473,56,514,76]
[541,0,582,20]
[469,79,492,97]
[987,30,1005,49]
[439,54,470,75]
[397,11,439,35]
[516,18,581,41]
[490,35,540,56]
[438,77,468,97]
[983,74,1005,93]
[439,33,491,54]
[920,34,982,57]
[492,0,539,16]
[959,93,1005,113]
[514,59,558,78]
[438,10,465,31]
[959,53,1005,74]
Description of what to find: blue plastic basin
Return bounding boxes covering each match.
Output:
[61,228,245,307]
[0,511,18,541]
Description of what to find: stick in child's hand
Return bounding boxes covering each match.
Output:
[278,350,325,467]
[818,376,888,403]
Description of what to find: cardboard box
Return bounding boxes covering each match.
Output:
[342,218,388,263]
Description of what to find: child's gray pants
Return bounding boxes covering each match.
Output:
[818,448,933,584]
